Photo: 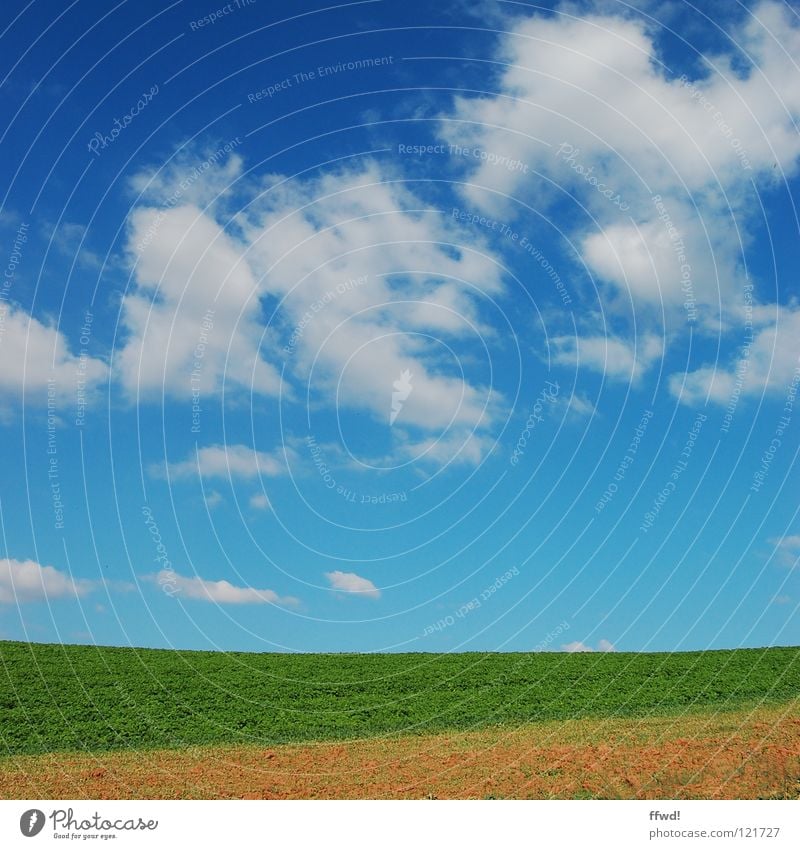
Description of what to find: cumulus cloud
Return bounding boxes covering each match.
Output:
[552,332,663,382]
[153,443,293,480]
[579,212,735,316]
[120,152,505,467]
[438,0,800,384]
[241,162,506,438]
[324,570,381,599]
[129,145,245,211]
[672,306,800,405]
[113,2,800,463]
[443,3,800,202]
[149,570,298,605]
[0,306,108,396]
[119,203,282,400]
[0,558,95,603]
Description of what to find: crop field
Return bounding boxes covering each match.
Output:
[2,641,800,752]
[3,703,800,800]
[1,641,799,798]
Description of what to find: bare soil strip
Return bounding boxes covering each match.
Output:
[2,702,799,799]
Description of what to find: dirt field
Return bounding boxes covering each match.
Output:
[2,702,799,800]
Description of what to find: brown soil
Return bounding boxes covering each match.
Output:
[2,702,799,800]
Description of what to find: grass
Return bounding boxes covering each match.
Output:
[1,640,799,755]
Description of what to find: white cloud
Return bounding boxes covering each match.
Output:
[438,0,800,335]
[249,492,271,510]
[672,306,800,405]
[0,558,95,603]
[395,430,496,467]
[562,638,616,652]
[121,155,505,468]
[0,305,108,396]
[770,535,800,568]
[579,213,735,315]
[119,203,282,399]
[129,145,245,211]
[149,569,298,605]
[154,443,293,480]
[553,332,663,382]
[443,3,800,200]
[670,365,735,407]
[241,162,506,440]
[324,570,381,599]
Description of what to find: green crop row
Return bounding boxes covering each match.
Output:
[1,641,799,755]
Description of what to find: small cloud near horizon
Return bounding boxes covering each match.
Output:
[324,570,381,599]
[562,638,616,653]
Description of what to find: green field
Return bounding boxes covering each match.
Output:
[1,641,799,755]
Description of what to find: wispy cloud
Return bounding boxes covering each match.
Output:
[50,220,102,270]
[205,490,224,509]
[769,535,800,569]
[146,570,298,605]
[249,492,271,510]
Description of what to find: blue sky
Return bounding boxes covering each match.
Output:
[1,0,799,653]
